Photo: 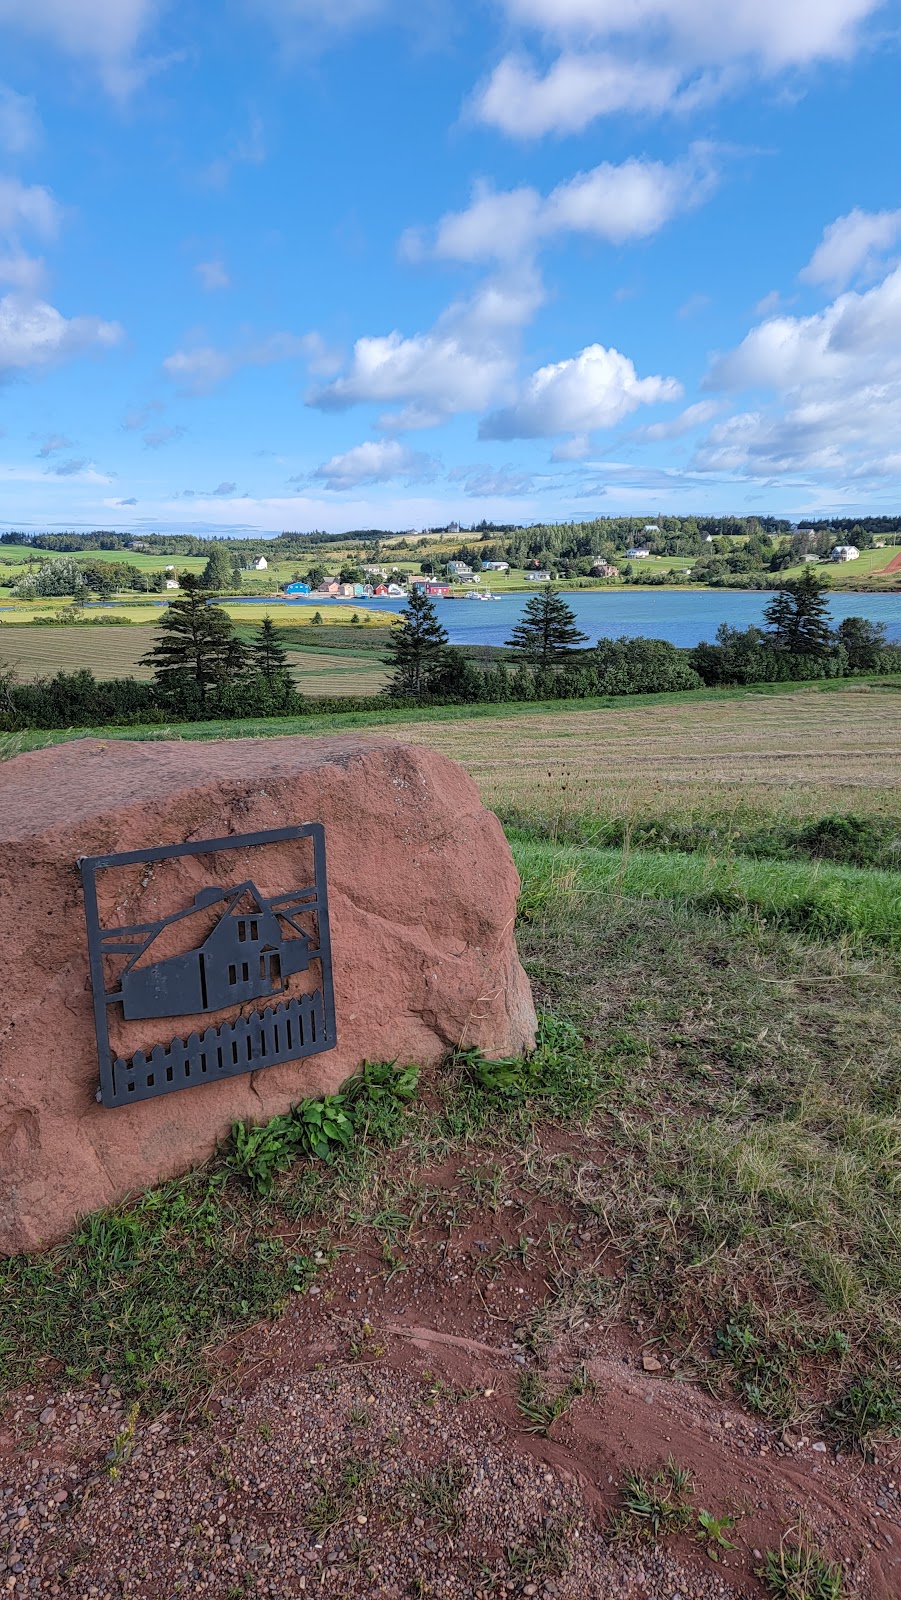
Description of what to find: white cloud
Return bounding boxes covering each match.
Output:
[162,330,312,395]
[0,293,122,375]
[477,1,883,137]
[470,52,730,137]
[408,150,715,265]
[0,251,47,292]
[501,0,883,69]
[641,398,720,439]
[696,262,901,478]
[480,342,682,440]
[34,431,72,456]
[471,53,681,137]
[310,271,544,428]
[0,177,60,239]
[708,264,901,392]
[449,463,536,496]
[0,0,161,93]
[196,258,230,291]
[799,207,901,290]
[311,439,439,490]
[143,424,185,449]
[0,85,40,155]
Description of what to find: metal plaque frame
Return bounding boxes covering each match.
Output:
[81,824,336,1109]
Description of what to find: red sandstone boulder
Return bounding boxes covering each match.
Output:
[0,736,536,1254]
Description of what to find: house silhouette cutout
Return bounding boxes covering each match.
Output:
[120,882,314,1020]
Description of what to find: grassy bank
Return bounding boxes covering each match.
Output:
[510,835,901,948]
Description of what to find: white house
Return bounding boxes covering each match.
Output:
[625,546,651,559]
[481,561,509,571]
[253,556,268,571]
[165,578,179,590]
[642,524,660,535]
[447,560,472,577]
[831,545,860,562]
[525,570,551,582]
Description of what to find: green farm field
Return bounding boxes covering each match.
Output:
[781,544,901,586]
[0,622,391,695]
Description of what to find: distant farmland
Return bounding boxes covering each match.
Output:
[0,623,389,696]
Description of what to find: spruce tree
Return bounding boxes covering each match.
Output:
[764,571,834,656]
[252,616,293,691]
[200,542,236,590]
[506,587,589,667]
[385,587,449,696]
[141,574,248,700]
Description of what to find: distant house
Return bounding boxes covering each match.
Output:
[447,560,472,577]
[831,545,860,562]
[642,525,660,535]
[387,583,406,596]
[425,582,450,597]
[625,547,651,559]
[802,553,821,563]
[337,582,356,597]
[373,584,389,596]
[165,579,179,590]
[525,570,551,582]
[284,581,310,595]
[362,565,387,578]
[590,561,619,578]
[317,579,340,595]
[481,561,509,571]
[253,556,268,571]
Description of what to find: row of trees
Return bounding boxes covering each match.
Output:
[1,572,896,732]
[382,572,895,700]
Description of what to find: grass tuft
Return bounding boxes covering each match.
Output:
[760,1534,846,1600]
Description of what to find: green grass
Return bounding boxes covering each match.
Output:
[511,834,901,948]
[780,544,901,586]
[760,1537,846,1599]
[515,848,901,1436]
[0,1063,421,1406]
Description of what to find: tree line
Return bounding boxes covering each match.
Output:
[0,571,897,733]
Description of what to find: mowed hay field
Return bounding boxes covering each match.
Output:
[359,683,901,822]
[0,623,390,695]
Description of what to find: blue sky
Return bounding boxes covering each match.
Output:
[0,0,900,534]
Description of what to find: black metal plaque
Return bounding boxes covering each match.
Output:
[81,825,336,1109]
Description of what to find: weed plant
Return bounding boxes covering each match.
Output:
[760,1535,846,1599]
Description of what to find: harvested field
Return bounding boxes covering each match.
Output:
[359,684,901,822]
[0,626,389,696]
[0,625,156,679]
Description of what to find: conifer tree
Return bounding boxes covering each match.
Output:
[506,587,589,667]
[764,570,834,656]
[200,542,236,590]
[385,587,449,696]
[252,616,293,691]
[141,573,249,699]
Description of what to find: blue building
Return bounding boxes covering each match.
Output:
[284,581,311,595]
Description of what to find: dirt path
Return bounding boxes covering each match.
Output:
[2,1202,898,1598]
[878,551,901,574]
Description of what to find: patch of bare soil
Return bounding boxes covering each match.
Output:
[2,1161,898,1600]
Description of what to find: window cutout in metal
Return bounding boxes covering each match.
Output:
[80,823,337,1109]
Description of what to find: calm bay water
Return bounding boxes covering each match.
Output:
[241,589,901,648]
